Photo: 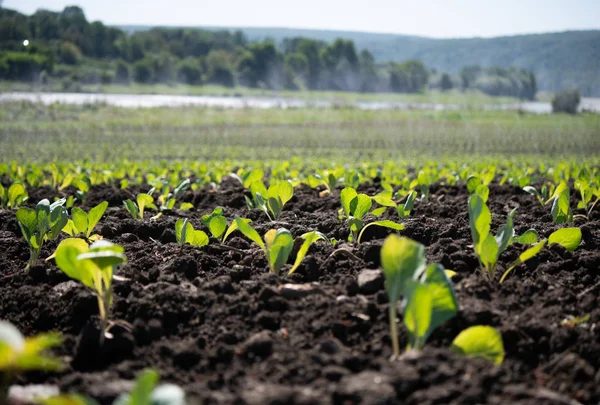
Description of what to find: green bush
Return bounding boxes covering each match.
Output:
[0,51,53,81]
[552,89,581,114]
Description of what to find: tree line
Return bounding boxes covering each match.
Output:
[0,6,536,99]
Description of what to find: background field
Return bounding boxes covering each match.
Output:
[1,102,598,165]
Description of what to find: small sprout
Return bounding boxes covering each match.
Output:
[499,240,547,283]
[201,208,249,244]
[0,183,28,208]
[561,314,590,328]
[516,229,539,244]
[55,239,126,341]
[468,194,531,280]
[17,198,68,269]
[155,178,190,211]
[175,219,209,248]
[123,193,157,219]
[247,180,294,221]
[340,187,403,242]
[62,201,108,241]
[234,218,294,273]
[450,325,505,365]
[380,235,458,357]
[549,181,572,224]
[0,321,64,399]
[371,190,416,219]
[113,369,185,405]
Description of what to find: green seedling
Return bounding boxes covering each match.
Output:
[153,178,190,211]
[72,175,92,202]
[548,181,572,224]
[523,184,552,206]
[200,207,248,244]
[123,192,157,220]
[55,239,127,341]
[371,190,416,219]
[246,180,294,221]
[340,187,404,242]
[175,219,209,248]
[381,235,504,363]
[62,201,108,242]
[574,179,599,219]
[287,230,329,275]
[0,321,64,401]
[0,183,28,208]
[499,227,581,283]
[230,168,264,189]
[380,235,458,357]
[17,198,68,269]
[234,218,294,273]
[469,194,522,279]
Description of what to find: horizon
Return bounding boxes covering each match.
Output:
[4,0,600,39]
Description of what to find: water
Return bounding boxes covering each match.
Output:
[1,92,599,113]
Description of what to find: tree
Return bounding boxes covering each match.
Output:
[59,41,81,65]
[177,58,202,85]
[440,73,453,91]
[115,60,130,84]
[552,89,581,114]
[133,58,153,83]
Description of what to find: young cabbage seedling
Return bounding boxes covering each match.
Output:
[200,207,248,244]
[0,321,64,400]
[548,181,572,224]
[574,179,599,219]
[0,183,28,208]
[468,194,520,279]
[450,325,505,365]
[153,178,191,211]
[113,369,185,405]
[371,190,416,219]
[123,192,157,220]
[234,218,294,273]
[62,201,108,242]
[380,235,458,357]
[175,219,209,248]
[246,180,294,221]
[55,239,127,341]
[340,187,404,242]
[17,198,68,269]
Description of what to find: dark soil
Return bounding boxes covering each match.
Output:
[2,179,600,405]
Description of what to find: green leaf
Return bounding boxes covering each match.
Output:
[549,228,582,252]
[371,207,387,216]
[187,229,209,247]
[495,208,516,258]
[235,218,265,253]
[357,220,404,243]
[175,219,187,244]
[173,178,190,198]
[479,233,499,272]
[78,240,126,270]
[129,369,160,405]
[265,228,294,272]
[123,199,139,219]
[7,183,27,208]
[372,192,397,208]
[340,187,357,217]
[474,184,489,203]
[269,181,294,205]
[380,235,426,305]
[267,196,283,220]
[289,231,328,275]
[353,194,372,220]
[468,194,491,248]
[179,202,193,211]
[62,219,77,236]
[72,207,88,235]
[404,283,433,350]
[86,201,108,238]
[137,194,155,219]
[16,207,37,239]
[222,218,251,243]
[420,264,458,341]
[55,238,94,289]
[517,229,539,244]
[466,176,482,194]
[451,325,505,365]
[208,216,227,239]
[500,239,547,283]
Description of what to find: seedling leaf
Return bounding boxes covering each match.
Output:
[451,325,505,365]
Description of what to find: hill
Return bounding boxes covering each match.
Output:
[119,26,600,95]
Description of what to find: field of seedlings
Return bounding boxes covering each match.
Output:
[1,101,600,405]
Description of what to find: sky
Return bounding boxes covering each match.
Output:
[4,0,600,38]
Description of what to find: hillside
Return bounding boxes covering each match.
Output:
[120,26,600,95]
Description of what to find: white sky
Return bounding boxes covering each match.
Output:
[4,0,600,38]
